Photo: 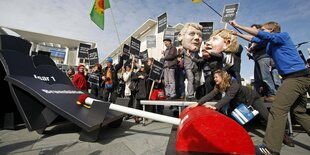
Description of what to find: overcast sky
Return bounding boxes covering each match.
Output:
[0,0,309,79]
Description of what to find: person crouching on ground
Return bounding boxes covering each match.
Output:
[189,69,269,121]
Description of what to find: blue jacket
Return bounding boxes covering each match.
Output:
[251,31,305,75]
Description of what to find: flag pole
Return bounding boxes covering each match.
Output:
[201,0,222,17]
[109,3,121,44]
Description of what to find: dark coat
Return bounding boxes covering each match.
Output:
[198,80,261,110]
[224,45,242,73]
[131,71,148,100]
[249,41,269,61]
[163,45,178,69]
[192,52,224,76]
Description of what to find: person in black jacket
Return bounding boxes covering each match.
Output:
[225,44,243,84]
[193,47,224,98]
[190,69,269,121]
[131,64,148,123]
[101,54,123,103]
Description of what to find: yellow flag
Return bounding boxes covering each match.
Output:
[192,0,202,3]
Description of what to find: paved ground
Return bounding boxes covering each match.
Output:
[0,109,309,155]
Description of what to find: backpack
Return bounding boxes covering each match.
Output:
[129,81,138,92]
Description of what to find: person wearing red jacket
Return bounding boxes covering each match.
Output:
[72,64,88,91]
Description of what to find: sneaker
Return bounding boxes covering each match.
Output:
[259,120,267,126]
[133,116,141,124]
[167,96,177,100]
[255,144,279,155]
[260,96,266,101]
[283,134,295,147]
[187,97,197,102]
[124,115,132,120]
[173,110,179,118]
[264,96,275,102]
[172,107,179,112]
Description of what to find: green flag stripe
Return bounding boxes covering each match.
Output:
[105,0,110,9]
[90,2,105,30]
[91,12,105,30]
[90,0,110,30]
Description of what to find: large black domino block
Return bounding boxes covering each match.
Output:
[0,35,128,141]
[0,35,32,55]
[0,35,32,129]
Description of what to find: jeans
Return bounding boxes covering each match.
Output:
[271,69,282,89]
[185,69,200,98]
[102,88,118,103]
[257,58,276,96]
[164,68,176,97]
[175,68,185,97]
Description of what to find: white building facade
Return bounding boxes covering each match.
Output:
[0,26,96,70]
[101,19,184,65]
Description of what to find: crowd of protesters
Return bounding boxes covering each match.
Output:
[64,21,310,154]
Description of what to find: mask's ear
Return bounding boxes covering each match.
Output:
[223,39,231,50]
[178,34,183,42]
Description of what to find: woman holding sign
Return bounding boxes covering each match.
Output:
[131,64,148,123]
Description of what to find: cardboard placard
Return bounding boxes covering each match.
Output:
[147,35,156,48]
[123,44,130,60]
[164,27,176,43]
[221,3,239,23]
[199,22,213,41]
[129,37,140,58]
[78,43,91,58]
[88,48,98,67]
[149,60,164,81]
[139,50,148,62]
[157,12,167,33]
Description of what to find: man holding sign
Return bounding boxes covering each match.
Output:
[162,38,178,99]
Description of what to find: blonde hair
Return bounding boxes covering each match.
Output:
[214,70,231,93]
[210,29,238,53]
[262,21,281,33]
[180,23,203,35]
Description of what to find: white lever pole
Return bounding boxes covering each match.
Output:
[85,97,181,125]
